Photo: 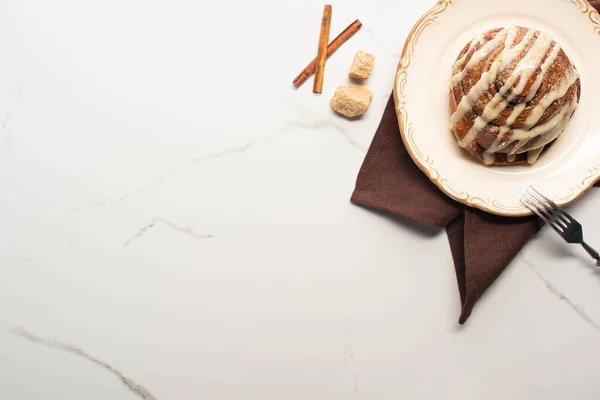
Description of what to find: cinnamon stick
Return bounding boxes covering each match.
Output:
[313,5,333,94]
[293,19,362,88]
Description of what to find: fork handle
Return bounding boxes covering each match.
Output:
[581,242,600,266]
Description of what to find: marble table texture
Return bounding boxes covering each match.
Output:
[1,0,600,399]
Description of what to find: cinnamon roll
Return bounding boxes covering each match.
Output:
[449,27,581,165]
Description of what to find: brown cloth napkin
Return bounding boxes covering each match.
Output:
[351,1,600,323]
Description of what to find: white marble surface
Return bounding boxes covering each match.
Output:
[1,0,600,399]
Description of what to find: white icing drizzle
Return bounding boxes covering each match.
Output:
[453,34,485,73]
[507,32,554,98]
[505,102,526,126]
[527,146,544,164]
[450,27,579,165]
[525,43,561,102]
[452,28,512,83]
[483,152,496,165]
[511,94,579,153]
[487,126,511,154]
[507,154,516,163]
[523,66,580,129]
[453,28,527,147]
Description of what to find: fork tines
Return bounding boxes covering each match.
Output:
[521,187,600,265]
[520,187,571,233]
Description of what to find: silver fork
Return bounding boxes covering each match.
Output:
[520,187,600,266]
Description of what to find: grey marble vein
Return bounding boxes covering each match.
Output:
[75,95,363,213]
[343,345,358,398]
[67,231,77,248]
[3,63,25,148]
[380,50,402,59]
[3,76,23,148]
[53,222,78,248]
[283,98,368,153]
[340,130,368,153]
[74,133,285,212]
[150,137,275,189]
[280,119,367,152]
[524,260,600,332]
[10,328,159,400]
[2,111,12,148]
[362,27,401,59]
[74,189,149,212]
[125,218,214,246]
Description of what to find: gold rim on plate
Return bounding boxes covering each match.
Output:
[393,0,600,216]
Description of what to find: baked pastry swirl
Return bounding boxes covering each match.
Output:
[449,26,581,165]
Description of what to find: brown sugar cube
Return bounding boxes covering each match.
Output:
[348,51,375,80]
[330,85,373,118]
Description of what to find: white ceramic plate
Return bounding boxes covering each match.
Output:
[395,0,600,216]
